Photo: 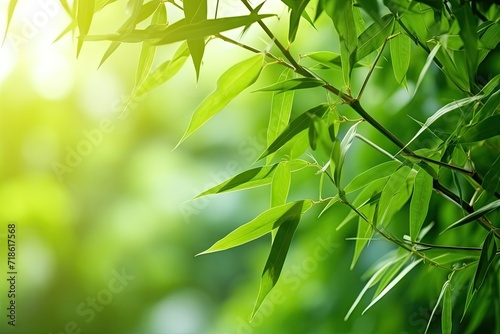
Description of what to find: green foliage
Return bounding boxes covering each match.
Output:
[17,0,498,331]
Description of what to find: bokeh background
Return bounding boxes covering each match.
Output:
[0,1,498,333]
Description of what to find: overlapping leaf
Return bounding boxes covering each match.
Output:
[198,201,313,255]
[281,0,310,42]
[252,213,300,317]
[410,169,433,241]
[259,104,330,159]
[267,69,295,163]
[195,160,307,198]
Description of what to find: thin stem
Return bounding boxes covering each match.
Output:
[357,33,400,101]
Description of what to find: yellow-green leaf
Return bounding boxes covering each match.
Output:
[410,169,433,241]
[197,201,313,255]
[390,31,411,85]
[267,69,295,163]
[271,161,291,207]
[252,215,300,318]
[77,0,96,55]
[176,54,264,147]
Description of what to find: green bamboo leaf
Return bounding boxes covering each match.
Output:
[85,14,274,44]
[153,13,274,45]
[372,253,410,298]
[378,165,415,226]
[176,55,264,147]
[461,266,477,321]
[335,178,388,230]
[77,0,96,55]
[482,156,500,196]
[352,5,365,36]
[351,204,376,269]
[362,258,423,314]
[271,161,291,207]
[344,161,401,194]
[442,282,452,334]
[3,0,19,43]
[413,43,441,98]
[410,169,433,241]
[480,21,500,50]
[390,31,411,85]
[99,0,158,67]
[197,201,313,255]
[323,0,357,87]
[252,215,300,317]
[454,4,478,85]
[473,231,498,292]
[424,280,450,334]
[402,94,483,151]
[267,69,295,163]
[195,160,307,199]
[184,0,207,80]
[461,114,500,143]
[134,41,190,97]
[58,0,72,15]
[281,0,310,42]
[443,199,500,232]
[259,104,330,160]
[345,254,406,320]
[356,14,394,62]
[333,122,359,187]
[256,78,325,93]
[476,88,500,117]
[135,3,165,86]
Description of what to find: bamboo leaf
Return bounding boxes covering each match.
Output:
[282,0,310,42]
[410,169,433,241]
[473,231,498,292]
[256,78,325,93]
[402,95,483,151]
[351,205,376,269]
[197,201,312,255]
[413,43,441,98]
[99,1,160,66]
[344,161,401,194]
[333,122,359,186]
[195,160,307,199]
[271,161,292,207]
[153,14,274,45]
[252,215,300,317]
[345,254,406,320]
[3,0,19,43]
[378,165,415,227]
[362,259,423,314]
[443,199,500,232]
[176,55,264,147]
[134,41,190,97]
[85,14,274,44]
[461,114,500,143]
[184,0,207,80]
[323,0,357,87]
[442,282,452,334]
[356,14,394,62]
[482,156,500,196]
[424,280,449,334]
[77,0,96,55]
[267,69,295,163]
[390,31,411,85]
[259,104,330,160]
[135,3,165,86]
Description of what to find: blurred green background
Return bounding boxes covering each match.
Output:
[0,1,497,334]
